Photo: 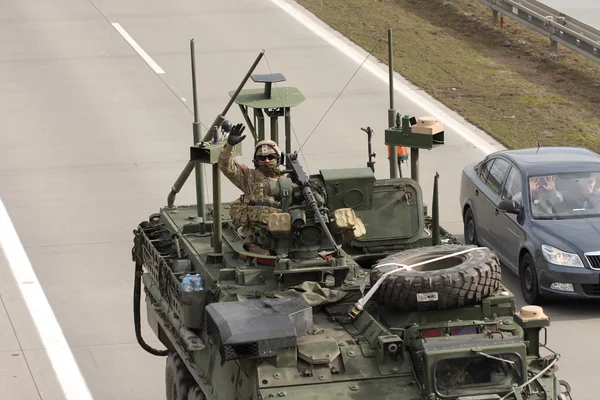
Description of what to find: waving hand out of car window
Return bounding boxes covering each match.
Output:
[529,175,564,216]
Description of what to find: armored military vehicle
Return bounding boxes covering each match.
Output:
[131,31,573,400]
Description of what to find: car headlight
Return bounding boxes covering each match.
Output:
[541,244,584,268]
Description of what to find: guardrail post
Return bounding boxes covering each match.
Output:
[550,38,558,58]
[492,9,499,26]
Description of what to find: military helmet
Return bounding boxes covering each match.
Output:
[253,139,281,167]
[254,139,280,156]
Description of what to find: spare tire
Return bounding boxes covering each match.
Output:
[370,244,501,311]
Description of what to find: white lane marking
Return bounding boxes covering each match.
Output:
[111,22,165,74]
[0,199,95,400]
[269,0,503,155]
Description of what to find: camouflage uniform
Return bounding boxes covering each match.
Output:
[218,135,286,252]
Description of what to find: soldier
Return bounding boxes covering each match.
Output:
[218,122,285,255]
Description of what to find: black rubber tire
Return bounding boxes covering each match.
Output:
[463,207,478,246]
[166,352,195,400]
[520,252,544,305]
[187,386,206,400]
[370,244,502,311]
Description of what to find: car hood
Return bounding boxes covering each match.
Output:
[532,218,600,253]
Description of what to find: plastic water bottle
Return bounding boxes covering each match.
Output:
[192,273,203,291]
[181,274,193,292]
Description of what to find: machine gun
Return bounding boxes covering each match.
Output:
[260,151,367,260]
[280,152,338,250]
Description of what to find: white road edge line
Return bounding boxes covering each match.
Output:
[0,198,95,400]
[111,22,165,74]
[269,0,504,156]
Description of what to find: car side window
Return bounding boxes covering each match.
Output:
[485,158,510,195]
[479,159,494,182]
[501,166,522,202]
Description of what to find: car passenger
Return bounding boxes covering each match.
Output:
[572,175,600,210]
[512,175,563,215]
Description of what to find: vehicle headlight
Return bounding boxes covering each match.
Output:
[541,244,584,268]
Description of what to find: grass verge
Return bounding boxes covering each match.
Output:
[296,0,600,152]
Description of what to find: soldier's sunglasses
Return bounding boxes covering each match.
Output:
[257,155,276,161]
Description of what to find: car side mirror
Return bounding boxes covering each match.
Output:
[498,199,520,214]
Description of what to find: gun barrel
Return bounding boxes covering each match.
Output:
[302,186,338,251]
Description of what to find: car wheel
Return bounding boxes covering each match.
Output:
[463,207,478,246]
[519,252,544,305]
[166,352,194,400]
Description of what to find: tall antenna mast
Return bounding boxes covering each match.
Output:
[387,26,399,178]
[190,39,207,230]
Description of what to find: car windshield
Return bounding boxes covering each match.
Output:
[528,171,600,219]
[433,352,523,398]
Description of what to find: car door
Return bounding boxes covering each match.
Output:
[473,157,511,251]
[470,158,494,245]
[492,164,526,271]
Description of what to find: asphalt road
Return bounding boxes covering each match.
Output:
[0,0,597,399]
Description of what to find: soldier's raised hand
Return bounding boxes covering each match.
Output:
[227,123,246,146]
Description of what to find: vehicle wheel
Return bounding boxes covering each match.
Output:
[463,207,478,246]
[187,386,206,400]
[520,252,544,305]
[370,244,502,311]
[166,352,195,400]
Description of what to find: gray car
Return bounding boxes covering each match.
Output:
[459,146,600,304]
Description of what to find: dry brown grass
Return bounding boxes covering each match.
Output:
[297,0,600,151]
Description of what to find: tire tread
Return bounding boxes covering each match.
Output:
[370,244,502,311]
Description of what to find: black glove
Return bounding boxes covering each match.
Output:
[227,123,246,146]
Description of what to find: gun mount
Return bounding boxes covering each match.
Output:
[130,28,573,400]
[263,152,341,257]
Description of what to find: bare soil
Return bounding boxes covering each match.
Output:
[297,0,600,152]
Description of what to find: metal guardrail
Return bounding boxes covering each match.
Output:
[478,0,600,63]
